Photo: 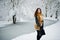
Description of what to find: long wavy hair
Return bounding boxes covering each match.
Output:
[34,8,42,17]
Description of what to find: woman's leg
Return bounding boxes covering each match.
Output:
[37,30,42,40]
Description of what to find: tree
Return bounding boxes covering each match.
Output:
[55,2,60,19]
[45,3,48,17]
[13,14,16,24]
[55,10,58,19]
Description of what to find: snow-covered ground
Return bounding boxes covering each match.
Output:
[12,20,60,40]
[0,18,58,40]
[0,21,12,27]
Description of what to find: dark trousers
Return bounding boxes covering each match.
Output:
[37,30,42,40]
[37,28,45,40]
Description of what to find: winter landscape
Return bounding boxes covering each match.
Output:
[0,0,60,40]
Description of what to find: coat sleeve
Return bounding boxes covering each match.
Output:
[35,16,40,26]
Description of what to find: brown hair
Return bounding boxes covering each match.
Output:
[34,8,42,17]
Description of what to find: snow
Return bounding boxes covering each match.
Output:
[12,20,60,40]
[0,17,57,27]
[0,18,58,40]
[44,17,58,21]
[0,0,60,40]
[0,21,12,27]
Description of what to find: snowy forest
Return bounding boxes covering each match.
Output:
[0,0,60,21]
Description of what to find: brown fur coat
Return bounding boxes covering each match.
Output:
[34,13,43,30]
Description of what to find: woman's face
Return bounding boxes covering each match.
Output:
[38,9,41,13]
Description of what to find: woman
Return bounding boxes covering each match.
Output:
[34,8,45,40]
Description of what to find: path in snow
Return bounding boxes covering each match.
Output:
[12,20,60,40]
